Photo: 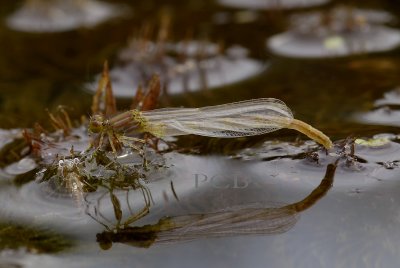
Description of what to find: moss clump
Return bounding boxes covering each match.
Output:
[0,223,72,254]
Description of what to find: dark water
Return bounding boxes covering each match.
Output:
[2,0,400,267]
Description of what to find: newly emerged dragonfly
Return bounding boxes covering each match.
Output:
[89,98,333,152]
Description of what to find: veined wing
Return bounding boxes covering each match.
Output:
[141,98,294,138]
[108,98,332,149]
[96,204,298,247]
[155,205,298,244]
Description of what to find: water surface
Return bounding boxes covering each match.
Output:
[1,0,400,267]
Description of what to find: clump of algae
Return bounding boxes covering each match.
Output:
[0,222,72,253]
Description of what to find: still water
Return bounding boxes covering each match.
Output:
[2,0,400,267]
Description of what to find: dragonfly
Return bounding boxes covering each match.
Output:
[88,98,333,153]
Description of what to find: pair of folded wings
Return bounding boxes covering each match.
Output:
[140,98,294,138]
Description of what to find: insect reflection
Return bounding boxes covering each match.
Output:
[96,161,337,249]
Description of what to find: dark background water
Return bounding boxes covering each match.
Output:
[1,0,400,135]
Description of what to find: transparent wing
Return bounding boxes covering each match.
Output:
[141,98,294,138]
[155,205,298,244]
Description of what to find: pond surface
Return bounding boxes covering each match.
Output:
[2,0,400,267]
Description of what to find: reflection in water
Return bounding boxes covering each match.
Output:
[2,0,400,266]
[2,135,400,267]
[0,130,35,184]
[356,88,400,127]
[0,130,28,166]
[95,162,337,249]
[218,0,329,10]
[86,19,264,98]
[6,0,125,33]
[88,42,264,97]
[0,222,72,253]
[267,7,400,58]
[234,137,400,190]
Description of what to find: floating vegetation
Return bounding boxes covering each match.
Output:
[96,162,337,249]
[267,6,400,58]
[218,0,330,10]
[6,0,126,33]
[86,18,264,98]
[355,137,391,148]
[0,222,72,253]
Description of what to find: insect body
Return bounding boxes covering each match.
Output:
[89,114,146,154]
[89,98,333,151]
